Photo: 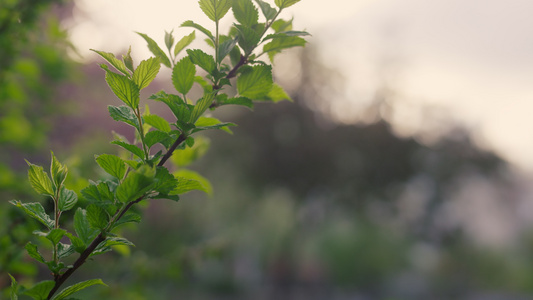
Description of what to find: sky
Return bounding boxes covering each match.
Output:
[65,0,533,172]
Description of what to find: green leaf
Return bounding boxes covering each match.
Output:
[217,37,238,63]
[271,18,292,32]
[111,141,145,160]
[150,167,179,194]
[181,20,214,42]
[108,105,139,128]
[51,279,107,300]
[198,0,232,22]
[58,187,78,212]
[262,30,310,41]
[46,228,66,246]
[145,130,171,149]
[263,35,306,62]
[217,96,254,108]
[101,237,135,248]
[9,274,18,300]
[86,204,109,230]
[132,57,161,90]
[171,135,210,167]
[91,49,130,76]
[233,0,259,27]
[81,181,114,203]
[74,208,99,246]
[274,0,300,9]
[229,44,242,67]
[164,30,175,51]
[235,24,263,55]
[26,161,54,196]
[173,169,213,195]
[193,117,235,134]
[50,151,67,190]
[9,201,54,229]
[136,32,171,68]
[95,154,127,180]
[255,0,277,20]
[65,232,86,253]
[172,57,196,95]
[237,65,273,99]
[190,92,215,123]
[122,46,134,72]
[143,114,171,133]
[174,31,196,57]
[111,212,141,229]
[116,166,155,203]
[25,242,45,263]
[186,49,216,75]
[23,280,54,300]
[149,91,191,122]
[57,242,75,259]
[103,68,140,109]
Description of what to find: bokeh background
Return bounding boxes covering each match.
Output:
[2,0,533,299]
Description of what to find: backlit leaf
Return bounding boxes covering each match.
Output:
[46,228,66,246]
[255,0,277,20]
[96,154,127,180]
[143,114,171,133]
[108,105,139,128]
[103,68,140,109]
[9,201,54,229]
[198,0,232,22]
[74,208,99,246]
[190,92,215,123]
[186,49,216,74]
[136,32,171,68]
[164,30,175,51]
[233,0,259,27]
[132,57,160,90]
[26,161,54,196]
[173,169,213,195]
[145,130,171,149]
[91,49,130,76]
[116,166,155,203]
[274,0,300,9]
[25,242,45,263]
[50,151,67,189]
[263,35,306,62]
[174,31,196,56]
[181,20,214,42]
[236,65,273,99]
[86,204,108,230]
[172,57,196,95]
[111,141,145,160]
[23,280,54,300]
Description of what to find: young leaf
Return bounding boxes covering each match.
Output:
[164,30,175,52]
[9,274,18,300]
[86,204,109,230]
[57,187,78,212]
[198,0,232,22]
[136,32,171,68]
[95,154,127,180]
[9,201,54,229]
[91,49,130,76]
[23,280,54,300]
[274,0,300,9]
[101,237,135,248]
[172,56,196,95]
[186,49,216,75]
[51,279,107,300]
[171,136,210,167]
[74,208,99,246]
[262,30,311,41]
[108,105,139,128]
[111,141,145,160]
[65,232,86,253]
[217,96,254,108]
[263,36,306,62]
[81,181,114,203]
[181,20,215,42]
[173,169,213,195]
[217,37,238,63]
[50,151,67,189]
[122,46,134,72]
[145,130,171,149]
[237,65,273,99]
[233,0,259,27]
[132,57,161,90]
[111,212,142,229]
[143,114,171,133]
[25,242,45,263]
[193,117,235,134]
[190,92,215,123]
[103,68,140,109]
[234,24,263,55]
[57,243,75,259]
[26,161,54,196]
[255,0,277,20]
[271,18,292,32]
[46,228,66,246]
[116,166,155,203]
[174,31,196,57]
